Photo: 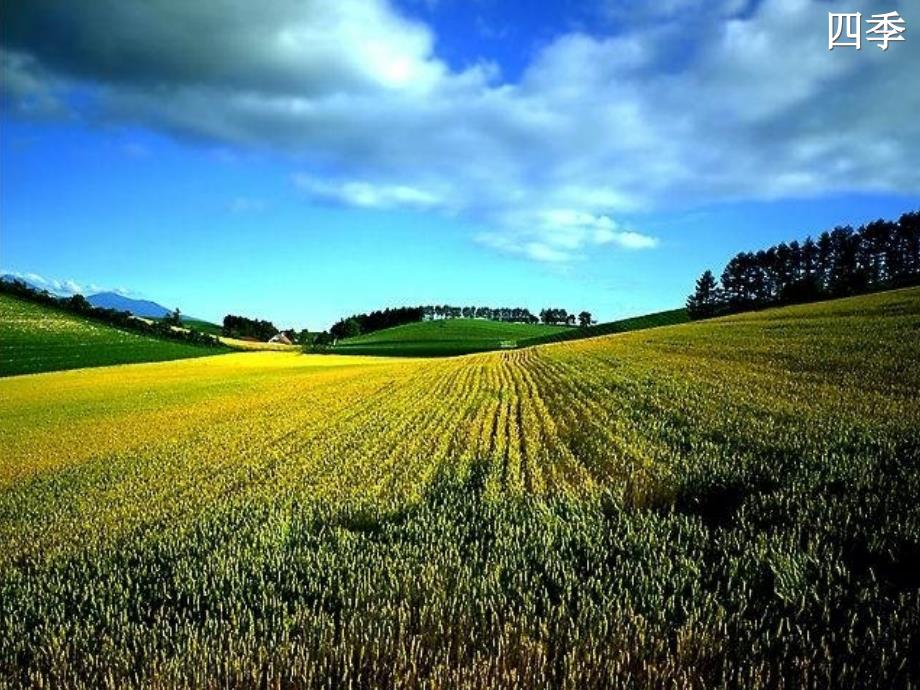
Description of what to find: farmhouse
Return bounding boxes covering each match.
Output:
[268,333,293,345]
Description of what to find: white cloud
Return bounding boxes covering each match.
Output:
[0,51,69,118]
[477,208,658,261]
[610,231,659,250]
[3,270,83,295]
[293,175,448,211]
[3,0,919,263]
[60,279,82,295]
[1,270,130,297]
[524,243,572,263]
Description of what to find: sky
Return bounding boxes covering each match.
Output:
[1,0,918,330]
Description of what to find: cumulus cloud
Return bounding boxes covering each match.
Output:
[293,174,449,211]
[0,270,107,296]
[2,0,918,262]
[0,51,69,119]
[477,209,657,262]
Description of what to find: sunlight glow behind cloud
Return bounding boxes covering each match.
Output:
[2,0,918,262]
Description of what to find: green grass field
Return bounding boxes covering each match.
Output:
[331,311,689,357]
[333,317,570,356]
[178,316,224,336]
[1,288,918,687]
[148,315,223,336]
[0,294,224,376]
[519,307,690,347]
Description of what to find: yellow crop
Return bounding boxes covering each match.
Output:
[218,336,301,351]
[1,288,919,688]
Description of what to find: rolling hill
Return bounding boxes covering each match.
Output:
[519,308,690,347]
[0,293,225,376]
[332,318,570,356]
[1,278,218,331]
[1,288,918,687]
[152,315,224,336]
[331,310,690,357]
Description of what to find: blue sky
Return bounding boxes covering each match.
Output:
[1,0,918,329]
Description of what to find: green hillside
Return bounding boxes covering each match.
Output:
[333,318,569,356]
[332,310,689,357]
[148,316,224,337]
[519,308,689,347]
[146,316,223,336]
[180,317,223,336]
[0,294,225,376]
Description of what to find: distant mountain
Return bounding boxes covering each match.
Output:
[2,276,192,321]
[87,292,173,319]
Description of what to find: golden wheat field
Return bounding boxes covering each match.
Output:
[1,288,920,688]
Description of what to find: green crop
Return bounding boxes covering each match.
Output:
[0,295,221,376]
[1,288,918,688]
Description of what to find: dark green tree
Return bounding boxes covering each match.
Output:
[342,318,361,338]
[67,294,92,312]
[686,270,722,319]
[687,209,919,319]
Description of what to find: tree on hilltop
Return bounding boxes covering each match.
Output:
[686,270,722,319]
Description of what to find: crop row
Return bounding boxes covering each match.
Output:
[1,288,919,687]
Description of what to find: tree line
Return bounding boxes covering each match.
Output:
[1,279,223,347]
[221,314,279,341]
[539,308,595,327]
[327,304,594,341]
[423,306,592,326]
[423,305,540,323]
[687,210,920,319]
[329,307,424,340]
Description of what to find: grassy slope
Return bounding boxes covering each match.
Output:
[334,318,570,356]
[1,288,919,687]
[179,317,223,336]
[146,315,222,336]
[147,318,297,350]
[519,307,689,347]
[332,311,688,357]
[0,294,224,376]
[146,316,224,337]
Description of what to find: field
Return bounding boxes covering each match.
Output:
[332,311,688,358]
[333,318,569,356]
[218,336,300,351]
[157,316,223,337]
[0,294,223,377]
[1,288,919,687]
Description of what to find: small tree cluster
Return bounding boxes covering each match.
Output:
[222,314,278,341]
[330,307,424,340]
[539,308,574,326]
